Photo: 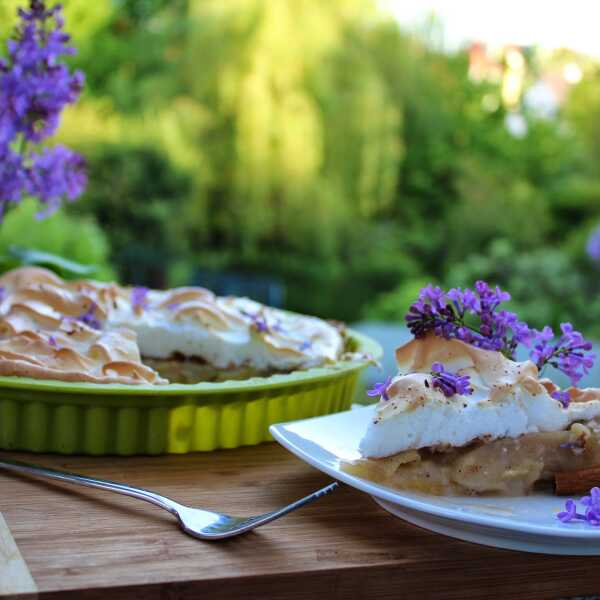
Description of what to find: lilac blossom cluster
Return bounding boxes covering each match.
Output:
[430,363,473,398]
[405,282,595,388]
[0,1,86,218]
[557,487,600,526]
[530,323,595,387]
[587,226,600,262]
[405,282,531,356]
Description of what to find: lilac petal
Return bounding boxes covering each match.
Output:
[131,286,149,310]
[431,363,474,398]
[557,499,577,522]
[367,376,392,401]
[551,390,571,408]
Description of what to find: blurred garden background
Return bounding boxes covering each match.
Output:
[1,0,599,336]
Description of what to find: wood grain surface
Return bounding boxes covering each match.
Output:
[1,443,600,600]
[0,513,36,599]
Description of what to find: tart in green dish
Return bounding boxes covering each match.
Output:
[0,267,380,454]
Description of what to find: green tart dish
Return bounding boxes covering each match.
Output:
[0,329,380,455]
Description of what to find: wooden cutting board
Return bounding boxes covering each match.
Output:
[2,444,600,600]
[0,513,36,599]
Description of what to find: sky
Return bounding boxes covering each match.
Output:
[380,1,600,57]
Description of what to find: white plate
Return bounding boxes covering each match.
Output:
[270,405,600,555]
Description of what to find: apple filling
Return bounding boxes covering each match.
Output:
[342,420,600,496]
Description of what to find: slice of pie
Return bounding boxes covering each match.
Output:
[343,334,600,496]
[0,267,349,385]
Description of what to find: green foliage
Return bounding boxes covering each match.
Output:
[3,0,599,331]
[365,238,600,339]
[0,199,115,280]
[446,239,600,336]
[363,277,433,322]
[72,143,193,287]
[65,0,185,113]
[446,157,553,261]
[565,65,600,165]
[7,246,97,276]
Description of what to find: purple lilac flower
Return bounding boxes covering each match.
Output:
[28,145,87,216]
[75,302,101,330]
[529,325,554,365]
[587,226,600,262]
[551,389,571,408]
[405,282,531,360]
[299,340,312,351]
[131,286,149,311]
[241,309,269,333]
[0,1,86,217]
[406,283,596,385]
[0,147,27,207]
[405,284,454,339]
[2,1,83,143]
[557,499,587,524]
[430,362,474,398]
[530,323,596,387]
[253,316,268,333]
[559,441,582,450]
[47,334,57,347]
[582,488,600,525]
[558,488,600,526]
[367,376,392,401]
[166,302,180,311]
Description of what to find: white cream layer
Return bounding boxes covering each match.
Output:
[359,336,600,459]
[108,293,343,371]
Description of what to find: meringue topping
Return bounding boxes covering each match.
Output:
[0,267,345,385]
[359,334,600,458]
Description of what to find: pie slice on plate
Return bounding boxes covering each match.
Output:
[342,334,600,496]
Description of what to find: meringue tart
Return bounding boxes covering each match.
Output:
[342,335,600,496]
[0,267,348,385]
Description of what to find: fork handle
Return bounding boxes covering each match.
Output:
[0,456,180,515]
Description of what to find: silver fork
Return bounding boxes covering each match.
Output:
[0,456,339,540]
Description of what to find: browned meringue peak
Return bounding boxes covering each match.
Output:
[394,332,545,402]
[0,266,109,325]
[396,335,600,406]
[219,296,344,363]
[539,378,600,404]
[0,324,166,385]
[169,297,246,332]
[70,279,121,311]
[0,268,165,384]
[155,287,216,309]
[0,265,65,291]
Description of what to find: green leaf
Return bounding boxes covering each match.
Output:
[8,245,98,277]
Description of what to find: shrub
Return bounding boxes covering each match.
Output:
[0,199,115,280]
[73,143,193,287]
